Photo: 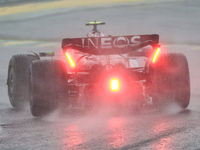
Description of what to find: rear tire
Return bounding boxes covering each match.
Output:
[7,54,39,109]
[29,60,68,117]
[147,53,190,109]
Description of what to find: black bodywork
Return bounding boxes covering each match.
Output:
[7,22,190,116]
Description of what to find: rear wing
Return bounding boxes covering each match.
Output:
[62,34,159,55]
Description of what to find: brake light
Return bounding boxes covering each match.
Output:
[110,78,120,92]
[65,52,75,68]
[152,48,160,63]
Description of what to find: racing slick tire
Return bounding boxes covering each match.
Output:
[7,54,39,109]
[147,53,190,109]
[29,60,68,117]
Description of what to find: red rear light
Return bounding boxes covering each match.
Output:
[110,78,120,92]
[65,52,75,68]
[152,48,160,63]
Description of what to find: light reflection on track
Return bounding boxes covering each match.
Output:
[62,125,85,150]
[152,119,172,150]
[153,137,172,150]
[107,117,127,148]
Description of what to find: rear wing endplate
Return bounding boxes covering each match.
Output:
[62,34,159,55]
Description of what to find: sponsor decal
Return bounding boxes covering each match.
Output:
[101,37,112,49]
[113,36,130,48]
[81,36,141,49]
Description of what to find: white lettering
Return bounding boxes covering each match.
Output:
[131,36,141,44]
[101,37,112,49]
[88,38,98,49]
[82,38,85,46]
[114,37,129,48]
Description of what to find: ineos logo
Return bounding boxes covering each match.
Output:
[131,36,141,44]
[81,36,141,49]
[114,37,129,48]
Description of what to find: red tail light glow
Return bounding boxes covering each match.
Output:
[152,48,160,63]
[65,52,75,68]
[110,78,120,92]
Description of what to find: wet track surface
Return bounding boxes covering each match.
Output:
[1,0,200,149]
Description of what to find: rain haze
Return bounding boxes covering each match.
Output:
[1,0,200,149]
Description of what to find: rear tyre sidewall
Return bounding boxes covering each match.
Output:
[147,53,190,109]
[29,60,68,117]
[7,54,39,109]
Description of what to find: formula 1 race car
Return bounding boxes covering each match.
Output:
[7,21,190,116]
